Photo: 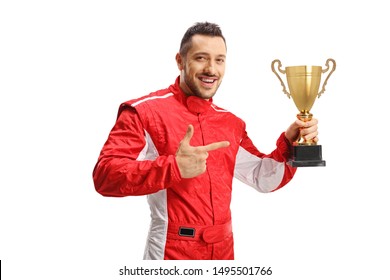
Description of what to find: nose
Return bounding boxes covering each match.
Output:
[204,60,216,75]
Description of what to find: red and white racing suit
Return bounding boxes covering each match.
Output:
[93,77,297,260]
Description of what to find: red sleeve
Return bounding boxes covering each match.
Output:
[271,132,297,191]
[92,106,182,197]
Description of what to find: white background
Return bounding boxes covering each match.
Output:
[1,0,389,279]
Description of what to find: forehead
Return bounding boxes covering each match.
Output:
[188,34,227,56]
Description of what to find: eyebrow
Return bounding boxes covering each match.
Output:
[192,52,226,58]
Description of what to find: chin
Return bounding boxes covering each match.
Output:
[198,93,216,100]
[199,88,218,99]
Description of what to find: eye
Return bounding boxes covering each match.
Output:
[216,58,225,64]
[196,56,207,61]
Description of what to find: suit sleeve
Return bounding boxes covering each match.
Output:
[234,130,297,193]
[92,106,182,197]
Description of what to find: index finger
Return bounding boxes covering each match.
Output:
[305,118,318,127]
[294,118,317,128]
[202,140,230,152]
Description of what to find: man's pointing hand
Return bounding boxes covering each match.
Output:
[176,125,230,178]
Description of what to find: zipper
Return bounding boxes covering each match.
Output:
[197,113,215,225]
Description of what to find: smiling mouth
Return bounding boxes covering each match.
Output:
[199,77,217,85]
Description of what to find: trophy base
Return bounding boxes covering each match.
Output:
[288,145,326,167]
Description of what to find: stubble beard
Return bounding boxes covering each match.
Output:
[184,74,219,100]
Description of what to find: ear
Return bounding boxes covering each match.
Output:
[175,53,184,71]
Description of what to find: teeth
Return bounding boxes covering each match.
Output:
[201,78,214,83]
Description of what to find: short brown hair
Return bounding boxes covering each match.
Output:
[179,22,226,56]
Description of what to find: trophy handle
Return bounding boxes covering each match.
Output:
[271,59,291,98]
[318,58,336,98]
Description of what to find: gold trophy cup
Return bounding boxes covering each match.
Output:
[271,58,336,167]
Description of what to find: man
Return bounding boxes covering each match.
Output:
[93,22,318,260]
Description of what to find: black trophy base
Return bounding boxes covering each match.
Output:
[288,145,326,167]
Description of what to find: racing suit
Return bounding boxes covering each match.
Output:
[93,77,297,260]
